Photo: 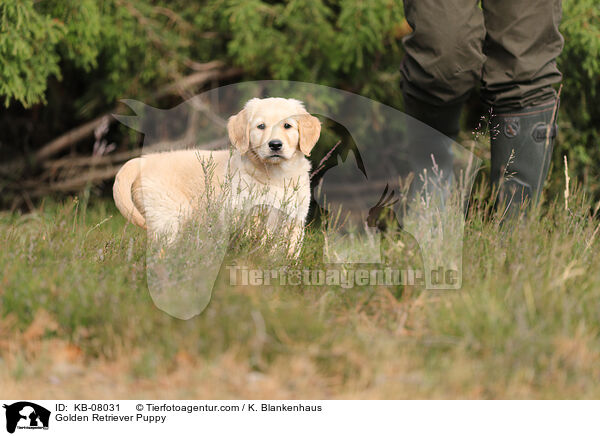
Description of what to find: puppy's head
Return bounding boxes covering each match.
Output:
[227,97,321,164]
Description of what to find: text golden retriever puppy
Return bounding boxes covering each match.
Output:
[113,97,321,252]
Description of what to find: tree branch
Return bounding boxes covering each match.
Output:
[0,65,242,176]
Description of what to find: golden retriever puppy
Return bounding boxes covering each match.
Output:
[113,97,321,252]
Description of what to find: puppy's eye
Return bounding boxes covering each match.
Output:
[257,123,266,130]
[283,123,292,129]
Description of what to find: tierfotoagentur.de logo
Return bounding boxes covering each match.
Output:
[227,266,460,288]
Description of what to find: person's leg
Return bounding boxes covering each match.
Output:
[401,0,484,197]
[401,0,485,113]
[482,0,563,216]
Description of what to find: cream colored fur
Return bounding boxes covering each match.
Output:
[113,97,321,251]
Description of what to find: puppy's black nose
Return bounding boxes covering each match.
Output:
[268,139,283,151]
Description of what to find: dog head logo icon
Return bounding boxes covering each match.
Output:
[3,402,50,434]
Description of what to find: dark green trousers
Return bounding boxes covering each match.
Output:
[401,0,564,110]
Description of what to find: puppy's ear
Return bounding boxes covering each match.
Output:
[297,114,321,156]
[227,108,249,154]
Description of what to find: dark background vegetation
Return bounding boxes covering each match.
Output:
[0,0,599,209]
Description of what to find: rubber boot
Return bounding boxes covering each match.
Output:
[402,92,463,204]
[490,101,558,219]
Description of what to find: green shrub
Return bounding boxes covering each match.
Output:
[554,0,600,195]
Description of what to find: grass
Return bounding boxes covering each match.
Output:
[1,176,600,399]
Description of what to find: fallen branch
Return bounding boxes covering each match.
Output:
[16,136,230,199]
[42,136,228,171]
[35,115,112,162]
[28,166,122,197]
[0,65,242,176]
[184,59,225,72]
[154,67,241,100]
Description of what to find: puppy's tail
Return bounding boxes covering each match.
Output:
[113,158,146,228]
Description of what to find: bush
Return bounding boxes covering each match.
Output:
[554,0,600,195]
